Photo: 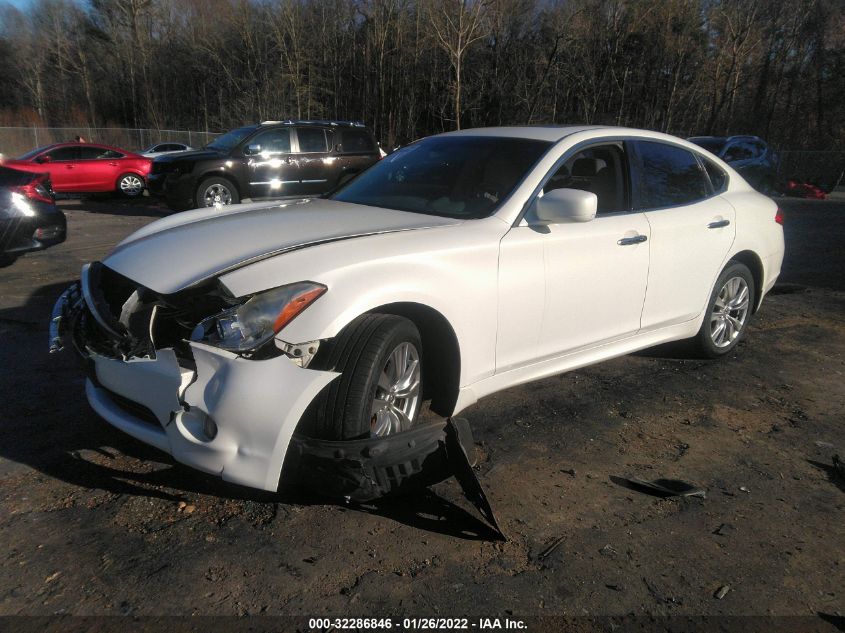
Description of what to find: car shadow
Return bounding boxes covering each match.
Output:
[57,194,172,218]
[0,281,496,540]
[807,459,845,495]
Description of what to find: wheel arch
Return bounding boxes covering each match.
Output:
[197,171,241,197]
[366,301,461,417]
[727,250,764,312]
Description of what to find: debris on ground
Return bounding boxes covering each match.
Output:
[713,523,735,537]
[833,455,845,478]
[714,585,731,600]
[611,476,706,498]
[538,536,565,560]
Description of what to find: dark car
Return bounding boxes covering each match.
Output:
[147,120,381,211]
[0,166,67,266]
[687,135,779,193]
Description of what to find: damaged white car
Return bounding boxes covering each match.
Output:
[51,126,785,496]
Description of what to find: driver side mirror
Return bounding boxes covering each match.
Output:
[36,155,52,164]
[532,188,597,224]
[244,143,261,156]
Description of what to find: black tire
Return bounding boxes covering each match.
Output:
[116,173,145,198]
[0,253,17,267]
[307,314,423,441]
[196,177,239,208]
[691,261,755,358]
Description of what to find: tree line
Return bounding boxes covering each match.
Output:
[0,0,843,150]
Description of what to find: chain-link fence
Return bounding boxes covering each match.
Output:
[0,127,220,157]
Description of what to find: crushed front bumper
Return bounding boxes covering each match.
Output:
[51,284,339,491]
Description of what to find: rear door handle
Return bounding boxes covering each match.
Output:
[617,234,647,246]
[708,219,731,229]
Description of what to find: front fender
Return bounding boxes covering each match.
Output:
[218,218,507,388]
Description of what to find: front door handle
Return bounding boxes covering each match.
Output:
[708,219,731,229]
[617,234,647,246]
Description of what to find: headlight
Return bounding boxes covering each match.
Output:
[190,281,326,353]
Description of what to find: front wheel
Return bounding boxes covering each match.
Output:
[196,177,239,208]
[307,314,423,441]
[117,173,145,198]
[692,261,755,358]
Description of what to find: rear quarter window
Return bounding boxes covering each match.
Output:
[340,129,376,153]
[702,157,728,194]
[633,141,709,209]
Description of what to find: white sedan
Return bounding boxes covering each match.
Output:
[51,126,784,494]
[140,142,193,158]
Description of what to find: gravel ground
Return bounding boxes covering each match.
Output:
[0,196,843,628]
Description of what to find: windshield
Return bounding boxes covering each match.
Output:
[17,145,54,160]
[206,126,257,153]
[331,136,551,219]
[689,138,726,155]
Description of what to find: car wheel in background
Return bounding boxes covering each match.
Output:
[197,177,239,208]
[692,261,755,358]
[0,254,17,267]
[117,173,145,198]
[306,314,423,441]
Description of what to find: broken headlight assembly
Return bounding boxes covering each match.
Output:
[190,281,326,354]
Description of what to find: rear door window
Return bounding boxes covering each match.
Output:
[632,141,709,209]
[296,128,329,153]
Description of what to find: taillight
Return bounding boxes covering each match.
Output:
[14,175,54,204]
[775,208,784,225]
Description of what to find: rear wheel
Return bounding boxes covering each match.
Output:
[692,261,755,358]
[117,173,145,198]
[197,177,239,208]
[0,253,17,267]
[308,314,423,441]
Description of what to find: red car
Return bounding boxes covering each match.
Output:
[3,143,152,198]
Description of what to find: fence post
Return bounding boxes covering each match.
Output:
[33,126,38,147]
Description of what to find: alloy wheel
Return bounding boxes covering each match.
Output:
[120,175,144,197]
[203,183,232,207]
[710,276,750,348]
[370,341,421,436]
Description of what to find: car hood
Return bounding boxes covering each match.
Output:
[103,198,462,294]
[152,149,223,163]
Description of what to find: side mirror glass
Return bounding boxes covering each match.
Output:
[36,155,52,164]
[334,143,343,153]
[532,188,597,224]
[244,143,261,156]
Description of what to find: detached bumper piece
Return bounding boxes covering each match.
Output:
[286,417,505,540]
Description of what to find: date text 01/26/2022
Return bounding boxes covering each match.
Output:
[307,617,528,630]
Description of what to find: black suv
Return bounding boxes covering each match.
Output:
[147,120,381,211]
[687,135,779,194]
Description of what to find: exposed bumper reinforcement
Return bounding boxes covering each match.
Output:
[286,417,505,540]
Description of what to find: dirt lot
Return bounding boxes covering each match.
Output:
[0,196,843,628]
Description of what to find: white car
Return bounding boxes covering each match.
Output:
[140,142,193,158]
[51,126,784,494]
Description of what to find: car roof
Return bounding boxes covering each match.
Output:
[48,142,136,153]
[259,119,369,129]
[437,125,709,145]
